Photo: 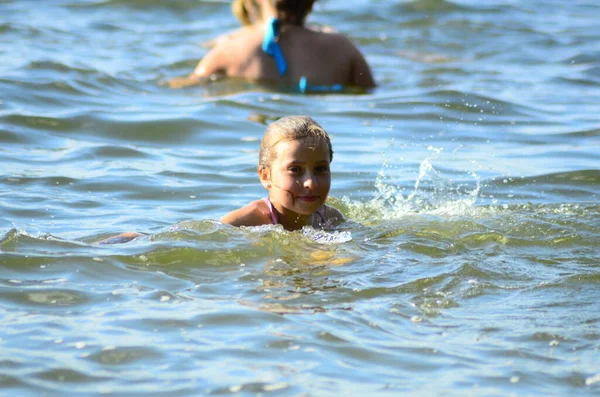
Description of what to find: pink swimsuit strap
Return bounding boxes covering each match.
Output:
[263,197,327,227]
[263,197,278,225]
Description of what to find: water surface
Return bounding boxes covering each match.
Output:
[1,0,599,395]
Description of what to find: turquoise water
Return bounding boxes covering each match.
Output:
[1,0,599,395]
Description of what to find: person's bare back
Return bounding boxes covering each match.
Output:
[170,0,375,91]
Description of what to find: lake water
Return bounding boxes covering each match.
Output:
[1,0,599,395]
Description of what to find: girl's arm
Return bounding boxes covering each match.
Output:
[98,232,142,245]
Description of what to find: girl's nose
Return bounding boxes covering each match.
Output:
[303,173,318,189]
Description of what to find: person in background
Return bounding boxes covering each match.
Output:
[169,0,375,92]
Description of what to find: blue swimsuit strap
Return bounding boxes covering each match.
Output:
[262,18,345,93]
[262,18,287,76]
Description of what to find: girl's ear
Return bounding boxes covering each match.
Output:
[259,167,271,189]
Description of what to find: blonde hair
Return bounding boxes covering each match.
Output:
[232,0,315,27]
[258,115,333,171]
[232,0,257,26]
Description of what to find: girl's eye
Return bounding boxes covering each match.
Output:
[316,165,330,172]
[288,166,301,173]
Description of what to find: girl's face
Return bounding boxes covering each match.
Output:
[261,137,331,217]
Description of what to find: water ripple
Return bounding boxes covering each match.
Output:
[2,1,600,395]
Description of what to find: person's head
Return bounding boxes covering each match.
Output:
[274,0,315,26]
[232,0,315,27]
[258,115,333,215]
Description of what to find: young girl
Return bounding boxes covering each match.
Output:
[221,115,344,230]
[99,116,343,244]
[169,0,375,91]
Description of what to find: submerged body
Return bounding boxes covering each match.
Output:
[193,23,375,89]
[222,197,342,230]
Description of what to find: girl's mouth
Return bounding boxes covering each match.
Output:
[297,195,320,203]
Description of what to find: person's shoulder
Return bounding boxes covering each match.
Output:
[203,25,262,61]
[311,30,364,61]
[319,31,375,88]
[193,25,263,77]
[219,24,263,47]
[220,199,269,227]
[222,25,255,42]
[202,26,250,49]
[315,30,356,48]
[322,204,345,227]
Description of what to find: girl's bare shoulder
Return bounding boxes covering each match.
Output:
[221,199,270,227]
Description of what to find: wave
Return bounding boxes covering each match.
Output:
[1,220,355,264]
[25,60,98,75]
[0,110,216,144]
[338,89,546,126]
[0,127,30,144]
[63,0,222,10]
[561,51,600,65]
[487,169,600,187]
[521,127,600,139]
[395,0,475,13]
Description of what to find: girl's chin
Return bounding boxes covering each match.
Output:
[294,202,324,214]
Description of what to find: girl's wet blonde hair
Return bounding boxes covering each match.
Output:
[258,115,333,172]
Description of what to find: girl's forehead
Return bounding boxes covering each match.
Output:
[273,137,329,157]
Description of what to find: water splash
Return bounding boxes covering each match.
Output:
[344,148,481,223]
[244,224,352,244]
[301,228,352,244]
